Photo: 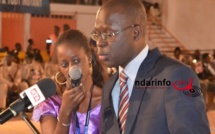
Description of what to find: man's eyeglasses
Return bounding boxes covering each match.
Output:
[90,24,138,42]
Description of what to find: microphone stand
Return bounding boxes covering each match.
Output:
[20,112,40,134]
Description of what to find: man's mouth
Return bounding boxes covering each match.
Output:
[98,54,108,61]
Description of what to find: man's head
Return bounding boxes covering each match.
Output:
[15,43,22,52]
[202,53,212,63]
[28,39,34,45]
[92,0,147,68]
[63,24,70,32]
[25,52,34,64]
[174,47,182,58]
[5,51,14,66]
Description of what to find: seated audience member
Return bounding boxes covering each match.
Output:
[171,47,185,63]
[32,30,108,134]
[0,52,28,105]
[21,52,45,86]
[198,53,215,110]
[12,43,22,57]
[191,50,207,102]
[149,2,161,24]
[142,0,152,13]
[193,49,201,61]
[33,49,44,66]
[0,47,9,66]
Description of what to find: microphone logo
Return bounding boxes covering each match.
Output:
[30,88,40,102]
[24,84,46,108]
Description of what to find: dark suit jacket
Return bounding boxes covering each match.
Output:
[101,48,210,134]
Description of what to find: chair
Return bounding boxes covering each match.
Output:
[18,52,26,61]
[0,52,7,62]
[40,50,50,63]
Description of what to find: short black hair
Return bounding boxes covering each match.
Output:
[202,53,209,60]
[174,47,181,52]
[26,52,34,59]
[28,39,33,45]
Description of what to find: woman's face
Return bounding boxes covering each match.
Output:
[57,43,91,85]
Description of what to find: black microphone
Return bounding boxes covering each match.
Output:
[68,66,82,88]
[0,78,56,124]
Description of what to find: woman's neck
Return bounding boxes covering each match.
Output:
[83,74,93,94]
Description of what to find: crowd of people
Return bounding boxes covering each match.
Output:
[0,44,59,111]
[0,0,214,134]
[172,47,215,110]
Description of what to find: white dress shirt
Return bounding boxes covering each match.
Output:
[112,45,149,117]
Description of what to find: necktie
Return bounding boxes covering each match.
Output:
[118,71,129,134]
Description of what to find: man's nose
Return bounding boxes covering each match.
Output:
[96,37,108,48]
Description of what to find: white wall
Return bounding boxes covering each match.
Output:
[162,0,215,50]
[23,14,31,51]
[76,13,97,38]
[51,3,99,37]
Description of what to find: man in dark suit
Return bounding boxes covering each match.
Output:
[91,0,210,134]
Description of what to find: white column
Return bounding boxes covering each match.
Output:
[23,13,31,51]
[0,12,2,48]
[77,13,96,37]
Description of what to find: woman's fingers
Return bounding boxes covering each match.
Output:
[73,90,85,105]
[64,81,71,90]
[61,83,85,112]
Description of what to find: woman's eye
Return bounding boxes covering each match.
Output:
[60,62,68,68]
[73,58,80,64]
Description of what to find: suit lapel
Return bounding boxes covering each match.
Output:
[103,73,121,133]
[125,48,162,134]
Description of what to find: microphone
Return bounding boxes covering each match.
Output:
[0,78,56,124]
[68,66,82,88]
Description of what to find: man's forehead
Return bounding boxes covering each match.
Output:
[95,9,127,28]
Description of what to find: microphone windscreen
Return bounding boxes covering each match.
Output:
[69,66,82,81]
[37,78,56,99]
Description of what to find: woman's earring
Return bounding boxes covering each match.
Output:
[89,62,93,75]
[55,71,67,85]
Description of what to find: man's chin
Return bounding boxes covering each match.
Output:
[102,61,117,68]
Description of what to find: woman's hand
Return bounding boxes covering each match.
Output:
[54,83,85,134]
[60,83,85,116]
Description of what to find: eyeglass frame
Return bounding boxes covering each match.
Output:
[90,24,139,41]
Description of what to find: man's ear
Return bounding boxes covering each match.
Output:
[133,25,143,40]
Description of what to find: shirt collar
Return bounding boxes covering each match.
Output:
[119,45,149,81]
